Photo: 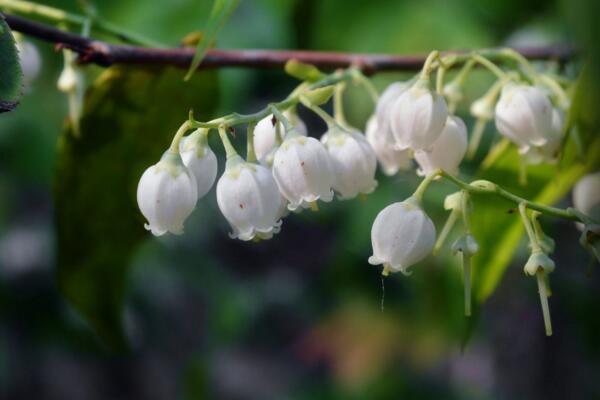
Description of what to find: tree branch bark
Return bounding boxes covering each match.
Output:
[4,12,577,74]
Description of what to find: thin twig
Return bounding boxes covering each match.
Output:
[3,13,577,74]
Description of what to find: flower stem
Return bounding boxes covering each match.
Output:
[217,125,238,159]
[300,98,337,128]
[433,208,460,255]
[333,83,350,128]
[169,120,192,153]
[420,50,440,81]
[466,118,487,160]
[413,172,439,203]
[471,54,508,80]
[463,253,472,317]
[519,203,541,252]
[536,271,553,336]
[436,64,446,93]
[246,123,257,162]
[270,105,294,133]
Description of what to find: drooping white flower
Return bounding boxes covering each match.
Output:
[179,129,218,199]
[495,83,554,152]
[216,155,282,241]
[321,126,378,199]
[414,116,468,176]
[376,81,411,128]
[368,197,436,275]
[137,152,198,236]
[573,172,600,225]
[522,108,564,165]
[254,110,307,163]
[272,131,334,211]
[365,116,412,176]
[389,79,448,151]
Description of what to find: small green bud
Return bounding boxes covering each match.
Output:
[444,191,464,211]
[579,225,600,262]
[470,179,496,191]
[302,86,335,106]
[284,59,324,82]
[523,251,555,276]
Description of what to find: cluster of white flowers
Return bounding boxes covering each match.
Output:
[136,102,381,241]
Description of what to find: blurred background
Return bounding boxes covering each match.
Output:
[1,0,599,399]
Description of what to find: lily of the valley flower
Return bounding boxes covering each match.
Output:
[389,79,448,151]
[495,83,554,152]
[366,116,412,176]
[321,126,378,199]
[137,151,198,236]
[573,171,600,230]
[179,129,218,199]
[216,155,282,241]
[254,110,307,163]
[272,130,334,211]
[414,116,467,177]
[522,108,565,165]
[369,197,436,275]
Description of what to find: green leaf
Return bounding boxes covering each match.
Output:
[0,14,23,112]
[54,66,219,349]
[184,0,239,81]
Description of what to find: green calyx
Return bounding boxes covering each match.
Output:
[158,150,186,177]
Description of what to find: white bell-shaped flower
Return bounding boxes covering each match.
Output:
[522,108,564,165]
[254,110,307,163]
[272,131,334,211]
[368,197,436,275]
[321,126,378,199]
[495,83,554,152]
[179,129,218,199]
[389,79,448,151]
[366,116,412,176]
[375,81,411,128]
[216,155,282,241]
[137,152,198,236]
[414,116,468,176]
[573,172,600,225]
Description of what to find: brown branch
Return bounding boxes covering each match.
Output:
[4,12,577,74]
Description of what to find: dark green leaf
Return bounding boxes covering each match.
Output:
[0,14,23,112]
[184,0,239,81]
[54,66,219,349]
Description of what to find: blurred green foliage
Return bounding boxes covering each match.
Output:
[0,15,22,111]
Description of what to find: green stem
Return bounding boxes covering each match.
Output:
[454,58,476,86]
[168,120,191,153]
[246,122,257,162]
[0,0,162,47]
[270,105,294,133]
[461,190,471,233]
[420,50,440,81]
[433,208,459,255]
[536,271,553,336]
[299,97,337,128]
[333,83,350,128]
[466,118,487,160]
[217,125,238,159]
[471,54,507,80]
[463,253,472,317]
[413,172,439,203]
[436,64,446,93]
[519,203,541,252]
[499,48,540,83]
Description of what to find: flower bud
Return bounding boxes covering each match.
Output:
[452,234,479,256]
[469,179,496,191]
[414,116,467,177]
[321,127,378,199]
[57,65,81,93]
[573,172,600,226]
[579,225,600,262]
[444,191,464,210]
[216,156,282,241]
[495,83,554,152]
[470,96,495,120]
[366,117,412,177]
[389,79,448,151]
[179,129,218,199]
[254,111,307,163]
[523,251,555,276]
[137,152,198,236]
[272,134,334,211]
[368,197,436,275]
[443,81,464,105]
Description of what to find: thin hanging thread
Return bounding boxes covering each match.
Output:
[380,275,386,312]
